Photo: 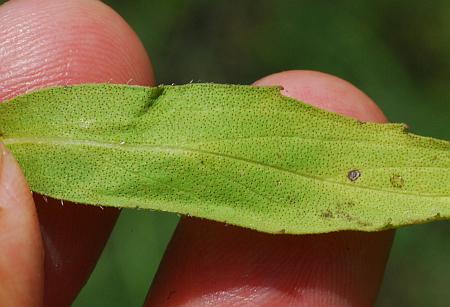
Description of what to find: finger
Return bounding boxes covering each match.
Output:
[0,144,43,306]
[146,70,394,306]
[0,0,155,306]
[255,70,387,123]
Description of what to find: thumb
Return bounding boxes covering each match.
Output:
[0,143,44,306]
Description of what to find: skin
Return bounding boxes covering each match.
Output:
[0,0,394,306]
[0,0,153,305]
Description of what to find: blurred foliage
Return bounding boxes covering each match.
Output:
[1,0,445,306]
[74,210,178,306]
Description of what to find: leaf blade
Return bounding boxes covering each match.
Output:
[1,83,449,233]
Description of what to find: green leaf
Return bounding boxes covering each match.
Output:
[0,83,449,234]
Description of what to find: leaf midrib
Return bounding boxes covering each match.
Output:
[4,136,449,198]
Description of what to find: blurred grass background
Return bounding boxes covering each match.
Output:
[12,0,448,306]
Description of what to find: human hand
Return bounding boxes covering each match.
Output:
[0,1,394,306]
[0,0,152,305]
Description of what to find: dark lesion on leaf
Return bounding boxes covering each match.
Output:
[321,209,334,219]
[347,170,361,182]
[321,201,371,227]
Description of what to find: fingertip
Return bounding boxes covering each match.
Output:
[0,0,154,101]
[254,70,388,123]
[148,218,394,307]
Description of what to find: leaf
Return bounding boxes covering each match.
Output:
[0,83,449,234]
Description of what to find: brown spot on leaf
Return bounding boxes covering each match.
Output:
[347,170,361,182]
[321,210,334,218]
[390,174,405,188]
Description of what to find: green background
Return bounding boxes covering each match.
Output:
[4,0,449,306]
